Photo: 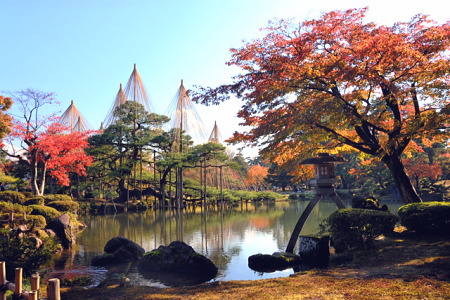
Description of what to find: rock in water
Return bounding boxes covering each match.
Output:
[92,236,145,266]
[248,252,302,272]
[138,241,218,280]
[46,213,75,249]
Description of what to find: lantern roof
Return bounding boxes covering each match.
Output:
[300,153,346,165]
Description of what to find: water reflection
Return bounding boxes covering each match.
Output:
[52,200,402,284]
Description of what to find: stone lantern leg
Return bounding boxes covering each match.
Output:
[286,153,346,253]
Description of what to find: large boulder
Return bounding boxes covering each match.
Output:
[46,213,75,249]
[92,236,145,267]
[138,241,218,280]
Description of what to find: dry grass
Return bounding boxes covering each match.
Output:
[61,233,450,300]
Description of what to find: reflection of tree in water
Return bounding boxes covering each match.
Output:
[70,202,346,281]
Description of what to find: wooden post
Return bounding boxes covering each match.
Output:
[31,274,39,298]
[28,290,38,300]
[8,212,13,227]
[14,268,22,298]
[0,261,6,300]
[47,278,60,300]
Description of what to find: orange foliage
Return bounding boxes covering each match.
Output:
[0,95,13,146]
[404,157,442,181]
[246,165,269,188]
[36,123,94,186]
[194,8,450,203]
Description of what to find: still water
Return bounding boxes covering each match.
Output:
[50,200,401,286]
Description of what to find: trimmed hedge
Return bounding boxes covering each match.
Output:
[0,191,26,204]
[24,197,45,206]
[398,201,450,234]
[326,208,399,253]
[0,201,32,214]
[47,200,79,212]
[28,205,61,222]
[25,214,47,229]
[254,191,284,202]
[0,212,46,230]
[43,194,73,204]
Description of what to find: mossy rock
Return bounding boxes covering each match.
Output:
[92,236,145,266]
[352,196,388,211]
[139,241,217,280]
[248,252,302,272]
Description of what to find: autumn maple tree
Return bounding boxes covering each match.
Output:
[0,95,13,144]
[194,8,450,204]
[246,164,269,190]
[2,89,93,195]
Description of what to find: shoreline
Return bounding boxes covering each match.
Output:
[60,232,450,299]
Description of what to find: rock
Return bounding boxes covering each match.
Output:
[44,229,57,237]
[138,241,218,280]
[104,236,145,258]
[46,213,75,249]
[299,235,330,267]
[92,236,145,267]
[248,252,302,272]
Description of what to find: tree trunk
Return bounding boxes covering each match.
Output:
[31,160,39,195]
[37,162,47,196]
[382,154,422,204]
[117,178,128,203]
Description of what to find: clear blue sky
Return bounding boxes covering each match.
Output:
[1,0,448,157]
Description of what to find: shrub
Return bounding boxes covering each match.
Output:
[60,275,93,287]
[231,190,258,201]
[398,201,450,234]
[254,191,283,202]
[26,214,47,229]
[47,200,79,212]
[0,191,26,204]
[126,201,148,212]
[0,210,46,231]
[24,197,45,206]
[21,191,33,198]
[43,194,73,204]
[0,228,58,277]
[0,201,32,214]
[28,205,61,222]
[222,190,239,203]
[288,193,298,200]
[326,208,399,253]
[352,196,388,211]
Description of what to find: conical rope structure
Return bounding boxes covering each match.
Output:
[59,100,91,132]
[103,83,127,127]
[166,80,207,150]
[103,64,153,128]
[208,121,221,143]
[124,64,153,113]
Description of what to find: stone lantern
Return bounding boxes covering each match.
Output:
[286,153,346,253]
[302,152,345,194]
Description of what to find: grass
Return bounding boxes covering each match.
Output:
[60,232,450,299]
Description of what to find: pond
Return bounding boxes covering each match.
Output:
[47,199,402,287]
